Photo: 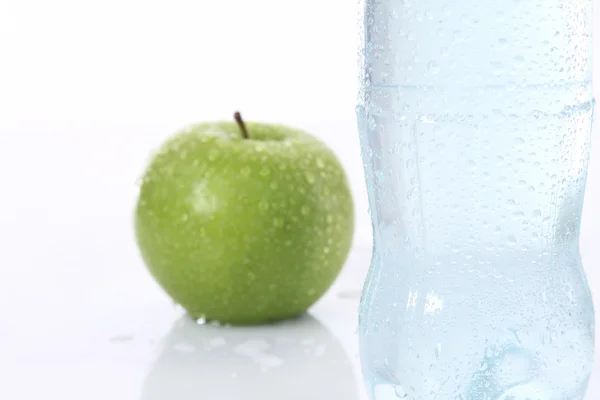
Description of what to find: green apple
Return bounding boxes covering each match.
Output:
[134,113,354,325]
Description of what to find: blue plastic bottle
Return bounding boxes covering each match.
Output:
[356,0,595,399]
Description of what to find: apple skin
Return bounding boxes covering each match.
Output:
[135,121,354,325]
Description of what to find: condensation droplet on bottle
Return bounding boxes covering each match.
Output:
[435,343,442,358]
[491,61,506,75]
[368,117,376,132]
[406,159,416,170]
[506,81,517,91]
[532,209,542,218]
[514,55,526,67]
[507,235,517,246]
[452,31,464,43]
[507,199,516,207]
[394,385,408,398]
[427,61,441,75]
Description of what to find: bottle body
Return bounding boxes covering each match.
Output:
[357,0,595,399]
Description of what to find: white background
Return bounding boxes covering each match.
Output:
[0,1,599,399]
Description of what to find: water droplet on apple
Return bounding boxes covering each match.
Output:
[269,182,278,190]
[241,166,251,177]
[300,206,310,215]
[273,218,284,228]
[308,288,317,296]
[259,167,270,177]
[316,158,326,169]
[323,247,330,254]
[326,215,333,223]
[305,172,316,184]
[208,150,219,162]
[259,200,270,212]
[180,213,189,222]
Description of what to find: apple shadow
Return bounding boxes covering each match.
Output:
[140,314,359,400]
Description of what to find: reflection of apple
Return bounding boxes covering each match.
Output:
[141,315,358,400]
[134,113,354,325]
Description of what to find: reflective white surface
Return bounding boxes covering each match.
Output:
[0,118,598,399]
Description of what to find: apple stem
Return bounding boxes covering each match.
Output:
[234,111,249,139]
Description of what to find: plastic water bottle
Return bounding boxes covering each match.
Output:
[356,0,595,399]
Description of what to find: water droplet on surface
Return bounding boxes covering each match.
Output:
[110,335,133,343]
[337,289,362,300]
[196,316,207,325]
[209,337,227,347]
[173,343,196,353]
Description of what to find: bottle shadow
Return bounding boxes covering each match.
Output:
[140,314,359,400]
